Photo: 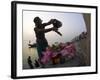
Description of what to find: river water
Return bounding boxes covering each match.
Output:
[22,40,39,69]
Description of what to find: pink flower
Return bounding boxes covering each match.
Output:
[41,42,76,64]
[59,42,66,49]
[60,49,69,56]
[60,43,76,58]
[41,56,48,64]
[41,50,53,64]
[65,43,76,53]
[52,52,58,57]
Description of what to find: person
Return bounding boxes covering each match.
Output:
[33,17,57,66]
[34,60,40,68]
[27,56,34,69]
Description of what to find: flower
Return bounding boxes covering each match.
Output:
[41,47,53,64]
[60,49,69,56]
[59,42,76,58]
[40,42,76,64]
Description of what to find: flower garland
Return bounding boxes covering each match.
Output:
[41,42,76,64]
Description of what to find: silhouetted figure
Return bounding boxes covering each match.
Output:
[27,56,34,69]
[33,17,57,60]
[34,60,40,67]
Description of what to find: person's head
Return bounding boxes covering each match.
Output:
[33,17,42,25]
[28,56,31,59]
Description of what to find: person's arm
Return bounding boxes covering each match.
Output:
[34,27,58,33]
[34,28,53,33]
[42,22,51,27]
[42,19,54,27]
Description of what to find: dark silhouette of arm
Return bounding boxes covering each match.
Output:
[34,28,53,33]
[42,22,51,27]
[42,19,54,26]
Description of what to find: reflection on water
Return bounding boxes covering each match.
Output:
[22,40,38,69]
